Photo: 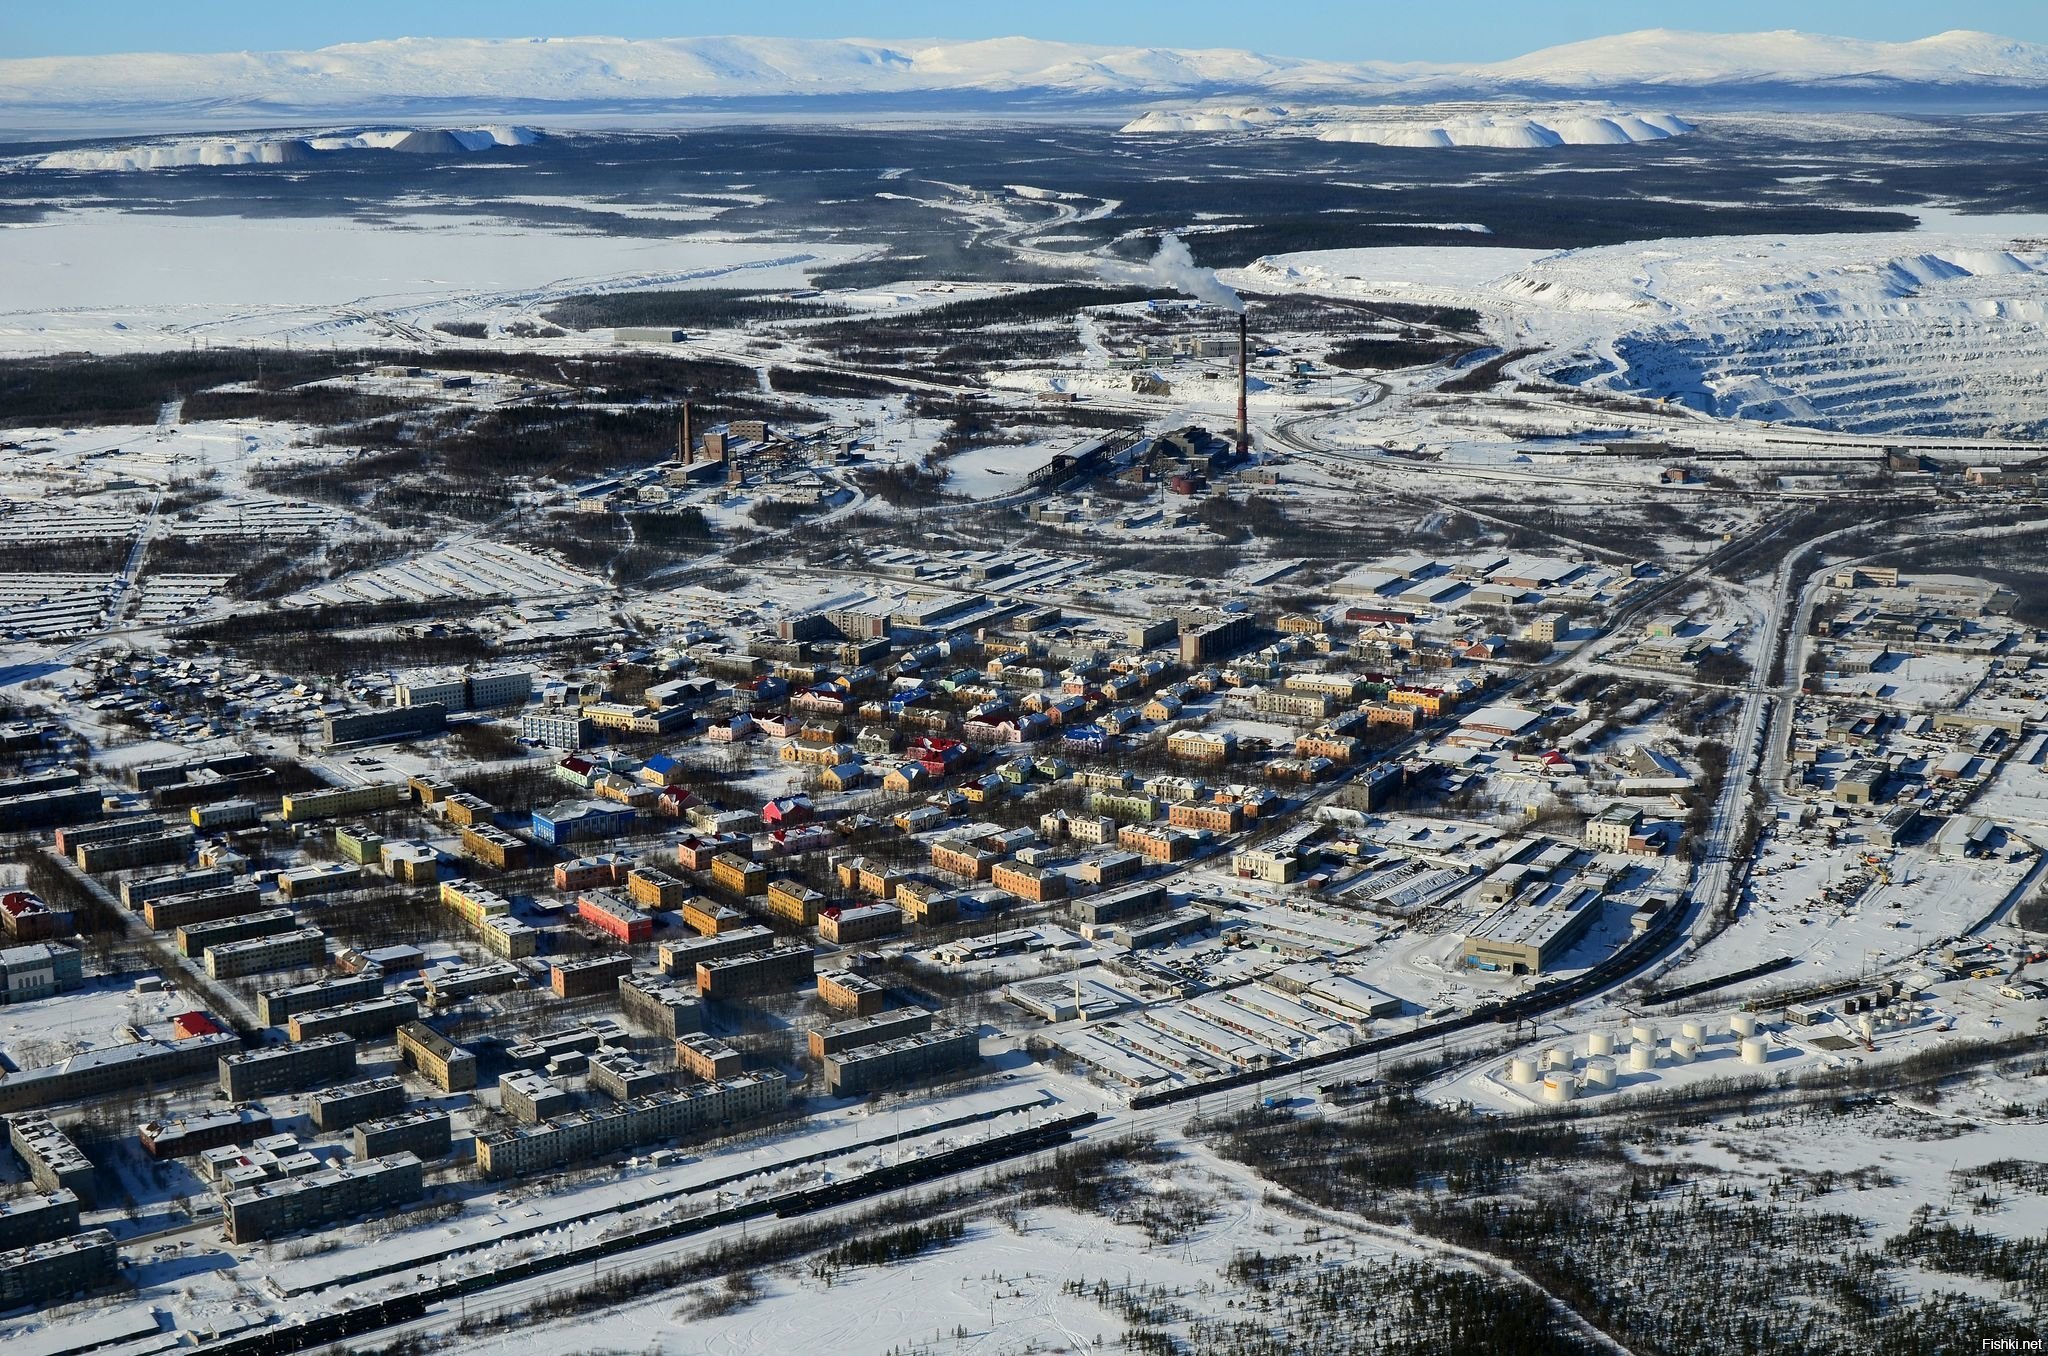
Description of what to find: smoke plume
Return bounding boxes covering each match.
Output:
[1106,233,1244,313]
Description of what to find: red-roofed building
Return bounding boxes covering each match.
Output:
[172,1011,225,1040]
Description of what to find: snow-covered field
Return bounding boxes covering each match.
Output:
[0,208,860,353]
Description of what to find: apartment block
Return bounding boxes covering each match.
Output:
[352,1109,451,1161]
[422,961,521,1010]
[762,878,825,927]
[475,1073,789,1178]
[1169,801,1244,833]
[0,1031,238,1114]
[696,943,814,1000]
[396,1022,478,1092]
[551,952,635,999]
[280,783,408,822]
[817,968,887,1018]
[206,927,325,980]
[807,1007,934,1059]
[627,866,690,911]
[0,1190,79,1252]
[177,908,296,960]
[224,1153,423,1244]
[674,1032,743,1081]
[277,862,361,901]
[8,1112,94,1204]
[577,891,653,944]
[308,1076,406,1133]
[218,1034,355,1101]
[618,973,703,1039]
[589,1050,670,1102]
[824,1027,980,1096]
[710,853,767,897]
[120,864,234,909]
[499,1070,573,1124]
[0,1229,116,1306]
[462,824,530,870]
[77,829,192,873]
[143,882,264,932]
[657,925,773,978]
[682,896,747,936]
[991,860,1067,904]
[140,1107,274,1158]
[817,901,902,945]
[288,994,417,1043]
[257,973,382,1028]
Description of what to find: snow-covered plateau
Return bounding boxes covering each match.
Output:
[27,126,541,173]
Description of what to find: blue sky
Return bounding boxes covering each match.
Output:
[7,1,2046,62]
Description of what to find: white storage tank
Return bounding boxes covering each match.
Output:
[1669,1038,1696,1063]
[1587,1030,1614,1057]
[1583,1057,1617,1089]
[1627,1043,1658,1072]
[1544,1047,1573,1071]
[1859,1014,1876,1042]
[1730,1012,1759,1038]
[1508,1055,1538,1084]
[1680,1020,1706,1044]
[1739,1036,1769,1065]
[1541,1072,1577,1103]
[1630,1021,1660,1047]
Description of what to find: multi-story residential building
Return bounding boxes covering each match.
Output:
[120,865,234,909]
[551,952,635,999]
[206,927,325,980]
[307,1077,406,1133]
[257,973,382,1028]
[177,909,296,960]
[287,994,417,1043]
[0,1230,116,1306]
[140,1107,275,1158]
[499,1070,573,1124]
[276,862,362,900]
[1169,801,1244,833]
[421,961,522,1010]
[475,1074,789,1178]
[0,1030,238,1114]
[710,853,768,897]
[817,902,902,945]
[396,1022,479,1092]
[674,1032,744,1080]
[824,1028,981,1096]
[657,926,773,979]
[762,878,824,927]
[280,783,408,822]
[990,860,1067,903]
[0,1190,79,1252]
[627,866,690,911]
[817,968,886,1017]
[577,891,653,944]
[696,944,814,1000]
[223,1153,422,1243]
[618,973,703,1039]
[8,1113,94,1203]
[352,1109,451,1161]
[807,1007,934,1059]
[218,1034,356,1101]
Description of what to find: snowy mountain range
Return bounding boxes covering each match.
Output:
[5,29,2048,133]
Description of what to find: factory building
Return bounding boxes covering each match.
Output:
[475,1073,789,1178]
[1459,889,1603,976]
[824,1028,981,1096]
[224,1153,423,1244]
[396,1022,478,1092]
[219,1034,356,1102]
[697,943,815,1000]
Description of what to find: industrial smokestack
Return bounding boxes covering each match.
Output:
[1236,312,1249,456]
[681,401,693,465]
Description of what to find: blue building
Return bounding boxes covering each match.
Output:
[530,800,638,847]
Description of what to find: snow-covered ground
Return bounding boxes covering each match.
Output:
[1235,212,2048,436]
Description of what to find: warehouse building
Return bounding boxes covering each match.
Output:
[224,1152,423,1243]
[824,1027,980,1096]
[219,1034,355,1101]
[1459,888,1603,976]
